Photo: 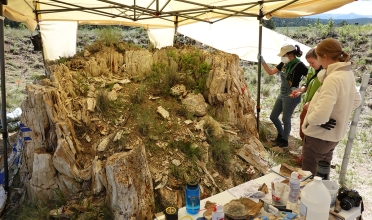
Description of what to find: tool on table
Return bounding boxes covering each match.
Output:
[329,210,345,220]
[260,199,279,216]
[260,199,293,214]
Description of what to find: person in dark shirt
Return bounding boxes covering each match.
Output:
[258,44,308,147]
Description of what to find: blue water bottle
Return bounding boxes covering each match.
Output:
[185,181,200,214]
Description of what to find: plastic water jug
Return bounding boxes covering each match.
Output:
[185,181,200,214]
[300,176,331,219]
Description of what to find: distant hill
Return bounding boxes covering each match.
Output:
[271,17,372,27]
[306,13,372,20]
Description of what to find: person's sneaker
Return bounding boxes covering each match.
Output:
[272,138,288,148]
[271,134,283,143]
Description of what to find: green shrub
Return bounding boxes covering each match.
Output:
[210,138,231,176]
[96,90,111,113]
[170,140,204,160]
[130,84,146,104]
[135,107,152,136]
[176,104,194,120]
[179,50,211,93]
[97,27,121,46]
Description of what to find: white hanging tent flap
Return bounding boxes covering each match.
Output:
[39,21,78,61]
[147,28,175,49]
[178,17,311,65]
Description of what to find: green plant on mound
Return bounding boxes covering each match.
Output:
[3,200,50,220]
[149,62,169,95]
[96,89,111,113]
[166,49,179,62]
[95,89,127,122]
[97,27,121,46]
[207,106,229,123]
[57,56,70,64]
[179,50,211,93]
[75,71,90,96]
[129,84,146,104]
[170,165,187,183]
[134,106,153,136]
[209,138,231,176]
[176,104,194,121]
[258,121,271,142]
[169,140,204,160]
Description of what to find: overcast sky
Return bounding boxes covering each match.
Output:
[325,0,372,15]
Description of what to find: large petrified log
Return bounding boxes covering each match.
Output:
[18,45,267,219]
[105,139,154,220]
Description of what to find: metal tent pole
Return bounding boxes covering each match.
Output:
[339,73,370,185]
[256,2,263,132]
[0,1,9,191]
[173,15,178,45]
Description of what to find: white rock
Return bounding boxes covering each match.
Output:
[172,159,181,166]
[112,83,123,91]
[85,135,91,142]
[157,106,169,119]
[92,156,104,195]
[97,134,113,152]
[113,130,123,142]
[107,90,117,101]
[170,84,187,97]
[118,79,131,84]
[87,98,96,112]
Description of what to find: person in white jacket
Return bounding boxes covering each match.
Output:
[301,38,361,176]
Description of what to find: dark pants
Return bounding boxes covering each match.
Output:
[299,107,307,142]
[302,135,338,176]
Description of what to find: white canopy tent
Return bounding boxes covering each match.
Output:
[4,0,354,29]
[176,17,311,65]
[0,0,355,190]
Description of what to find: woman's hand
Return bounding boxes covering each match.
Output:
[289,91,302,98]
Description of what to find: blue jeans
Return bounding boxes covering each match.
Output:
[270,94,301,141]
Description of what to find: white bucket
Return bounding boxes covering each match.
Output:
[322,180,339,207]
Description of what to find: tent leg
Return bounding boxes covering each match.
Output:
[0,2,9,191]
[339,73,370,185]
[256,3,263,132]
[173,15,179,46]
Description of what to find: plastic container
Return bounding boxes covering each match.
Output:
[272,182,290,206]
[322,180,340,207]
[211,205,224,220]
[287,172,301,211]
[185,182,200,214]
[163,206,178,220]
[316,160,330,180]
[300,176,331,219]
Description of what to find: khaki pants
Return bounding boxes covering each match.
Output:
[302,136,338,176]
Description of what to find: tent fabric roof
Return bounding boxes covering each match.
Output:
[177,17,311,65]
[5,0,354,31]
